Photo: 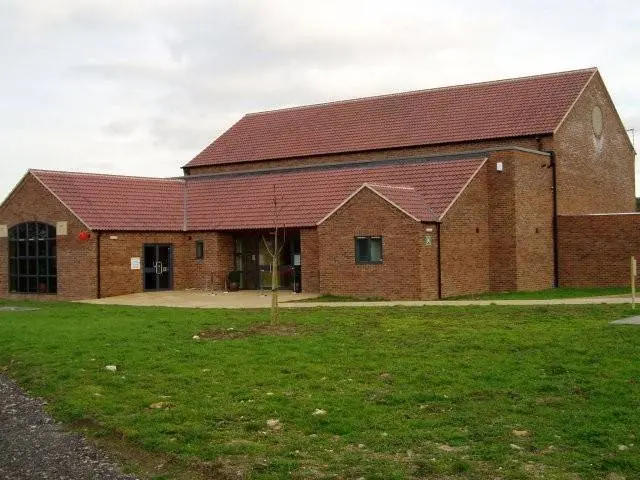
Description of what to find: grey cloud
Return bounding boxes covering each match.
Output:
[101,120,138,137]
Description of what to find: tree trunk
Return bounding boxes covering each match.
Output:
[270,232,279,324]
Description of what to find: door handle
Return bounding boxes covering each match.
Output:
[155,261,163,275]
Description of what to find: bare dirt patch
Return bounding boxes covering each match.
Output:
[198,323,302,340]
[70,416,246,480]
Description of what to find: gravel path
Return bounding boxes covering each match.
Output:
[0,374,138,480]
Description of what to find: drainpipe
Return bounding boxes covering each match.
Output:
[437,223,442,299]
[549,151,559,288]
[96,231,101,299]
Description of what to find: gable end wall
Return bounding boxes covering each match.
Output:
[0,174,97,300]
[552,72,635,214]
[318,188,437,299]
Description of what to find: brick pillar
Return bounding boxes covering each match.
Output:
[300,228,319,292]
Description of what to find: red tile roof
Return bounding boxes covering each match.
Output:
[25,156,486,231]
[185,68,596,168]
[30,170,185,231]
[186,156,485,230]
[364,184,437,222]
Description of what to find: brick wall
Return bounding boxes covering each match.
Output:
[439,150,554,297]
[553,72,635,214]
[0,173,97,300]
[184,138,542,176]
[512,151,555,290]
[187,232,234,290]
[317,187,437,300]
[300,228,319,292]
[558,214,640,287]
[99,231,234,297]
[486,151,517,292]
[420,223,440,300]
[99,232,188,297]
[440,163,490,297]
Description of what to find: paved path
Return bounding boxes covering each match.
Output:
[0,374,137,480]
[81,290,321,309]
[79,290,636,309]
[288,296,636,308]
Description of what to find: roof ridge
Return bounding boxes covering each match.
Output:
[245,67,598,117]
[365,183,416,191]
[29,169,185,183]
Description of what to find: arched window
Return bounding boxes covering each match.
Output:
[8,222,57,294]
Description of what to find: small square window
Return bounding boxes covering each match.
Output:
[355,236,383,264]
[195,240,204,260]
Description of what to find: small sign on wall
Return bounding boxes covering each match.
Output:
[56,221,68,236]
[424,235,433,246]
[0,225,7,238]
[130,257,141,270]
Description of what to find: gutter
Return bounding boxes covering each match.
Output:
[437,224,442,299]
[96,231,101,299]
[549,151,559,288]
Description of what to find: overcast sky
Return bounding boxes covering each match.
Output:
[1,0,639,200]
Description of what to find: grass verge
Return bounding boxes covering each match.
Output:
[0,299,639,479]
[290,287,630,302]
[447,286,630,301]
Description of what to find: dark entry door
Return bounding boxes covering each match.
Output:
[243,239,259,290]
[143,244,172,291]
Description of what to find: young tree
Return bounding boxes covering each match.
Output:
[262,186,286,324]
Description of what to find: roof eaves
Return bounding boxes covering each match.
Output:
[588,70,636,154]
[0,170,32,212]
[437,157,489,221]
[316,183,428,226]
[365,184,428,222]
[316,184,369,226]
[27,170,92,230]
[552,68,598,136]
[182,148,521,183]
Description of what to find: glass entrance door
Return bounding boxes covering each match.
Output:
[143,244,172,291]
[232,232,301,290]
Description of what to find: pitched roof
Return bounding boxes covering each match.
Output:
[185,156,485,230]
[319,183,436,224]
[185,68,596,168]
[29,170,185,231]
[23,155,486,231]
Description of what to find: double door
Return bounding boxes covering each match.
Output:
[144,244,172,291]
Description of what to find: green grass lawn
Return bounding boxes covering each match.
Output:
[291,286,631,302]
[1,300,639,479]
[448,286,631,301]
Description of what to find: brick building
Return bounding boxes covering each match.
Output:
[0,67,636,300]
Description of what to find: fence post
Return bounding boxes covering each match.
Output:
[632,256,637,310]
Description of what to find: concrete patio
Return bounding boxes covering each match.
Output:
[79,290,321,309]
[77,289,637,309]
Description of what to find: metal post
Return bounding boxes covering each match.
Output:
[632,256,636,310]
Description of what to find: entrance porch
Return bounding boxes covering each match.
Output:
[231,230,301,291]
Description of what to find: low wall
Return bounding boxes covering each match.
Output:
[558,214,640,287]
